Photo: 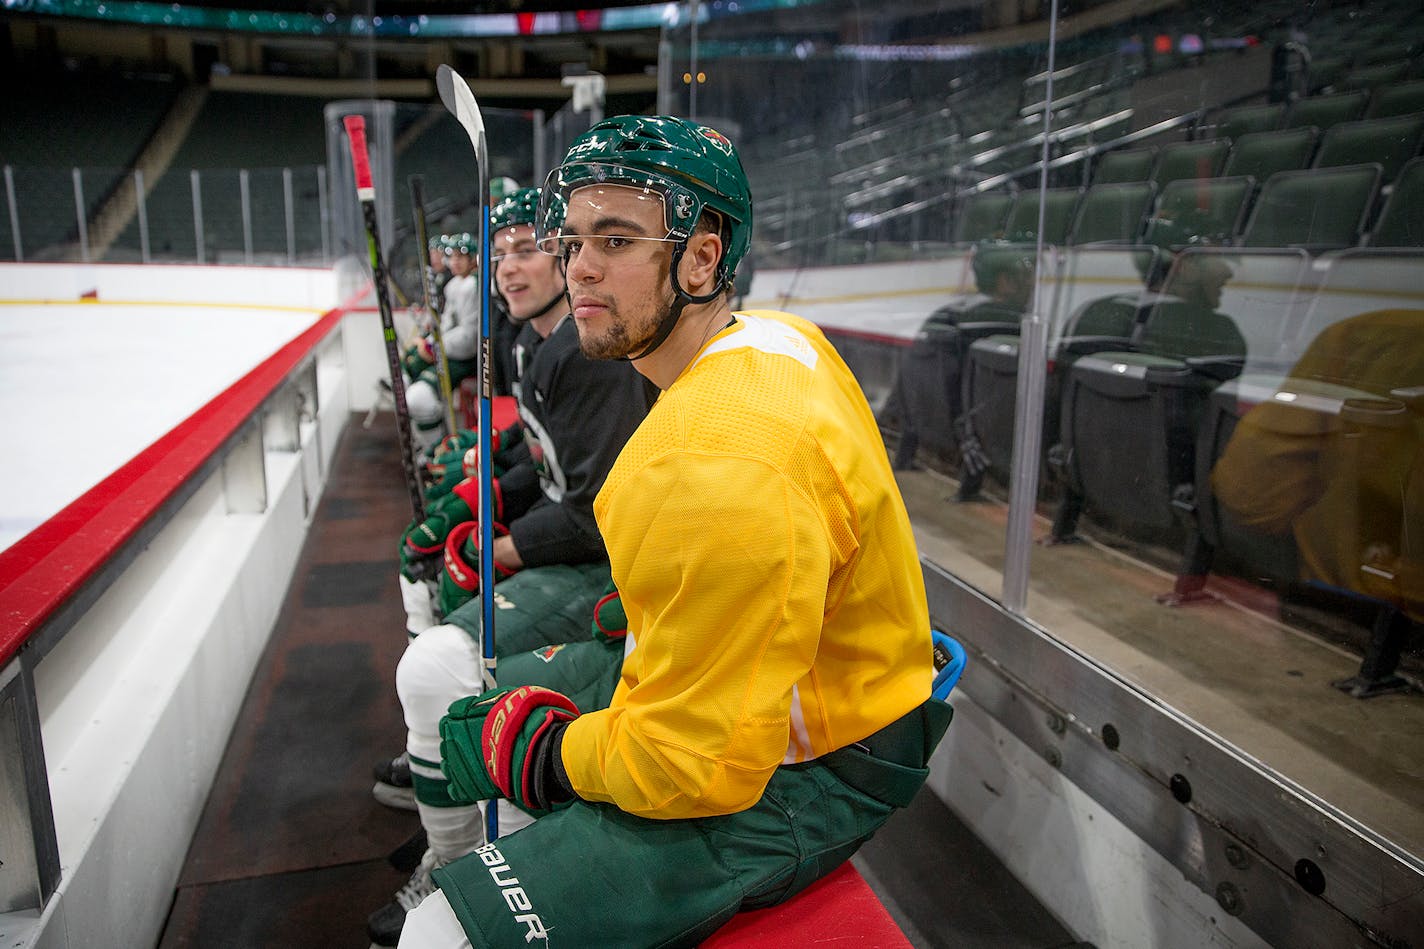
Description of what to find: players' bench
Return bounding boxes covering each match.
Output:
[703,632,966,947]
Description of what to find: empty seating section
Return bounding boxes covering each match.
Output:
[0,71,179,259]
[109,91,328,261]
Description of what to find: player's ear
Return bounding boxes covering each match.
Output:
[682,229,724,296]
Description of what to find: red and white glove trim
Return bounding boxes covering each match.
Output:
[480,685,579,803]
[451,475,503,524]
[442,520,514,592]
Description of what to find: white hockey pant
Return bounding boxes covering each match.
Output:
[397,624,535,864]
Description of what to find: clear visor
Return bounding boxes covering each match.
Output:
[490,223,540,264]
[535,163,704,259]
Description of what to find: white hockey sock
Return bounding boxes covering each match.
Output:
[399,574,438,636]
[418,799,485,865]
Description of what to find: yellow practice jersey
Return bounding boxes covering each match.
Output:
[560,310,933,819]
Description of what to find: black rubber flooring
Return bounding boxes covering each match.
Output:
[157,413,1089,949]
[158,414,421,949]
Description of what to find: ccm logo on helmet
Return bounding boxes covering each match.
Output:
[474,842,549,943]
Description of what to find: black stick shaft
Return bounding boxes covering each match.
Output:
[343,115,427,524]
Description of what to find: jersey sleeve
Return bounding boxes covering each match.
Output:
[560,450,837,819]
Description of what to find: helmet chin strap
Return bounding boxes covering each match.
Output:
[620,242,725,362]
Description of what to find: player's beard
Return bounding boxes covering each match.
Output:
[576,258,677,361]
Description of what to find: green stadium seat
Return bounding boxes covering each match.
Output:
[952,191,1016,244]
[1153,138,1230,187]
[1214,103,1284,141]
[1369,157,1424,247]
[1092,147,1157,184]
[1285,91,1370,131]
[1069,182,1155,244]
[1314,113,1424,182]
[1003,187,1080,245]
[1367,79,1424,118]
[1241,164,1381,250]
[1307,56,1351,93]
[1150,176,1255,244]
[1222,127,1319,183]
[1338,60,1413,92]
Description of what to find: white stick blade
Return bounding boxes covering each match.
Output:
[436,64,485,150]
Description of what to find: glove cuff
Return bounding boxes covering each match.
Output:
[451,475,503,523]
[442,520,513,592]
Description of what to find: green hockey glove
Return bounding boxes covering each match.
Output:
[440,685,579,811]
[402,337,436,379]
[438,520,517,616]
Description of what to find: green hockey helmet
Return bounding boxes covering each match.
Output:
[536,115,753,291]
[490,187,541,235]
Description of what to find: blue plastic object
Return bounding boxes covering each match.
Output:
[931,629,966,701]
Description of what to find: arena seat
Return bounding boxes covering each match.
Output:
[1152,138,1230,187]
[1092,146,1157,185]
[702,860,911,948]
[1214,103,1284,141]
[1151,176,1254,243]
[1313,113,1424,183]
[1285,90,1370,131]
[1240,163,1381,250]
[1004,187,1079,244]
[1338,60,1413,93]
[1222,126,1319,182]
[1069,182,1154,244]
[1367,79,1424,119]
[952,191,1016,245]
[1369,157,1424,247]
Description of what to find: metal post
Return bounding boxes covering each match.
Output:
[283,167,295,265]
[240,169,253,265]
[135,170,151,263]
[317,165,330,265]
[4,165,22,262]
[1001,0,1060,614]
[191,170,205,264]
[533,109,547,181]
[71,168,89,262]
[688,0,700,120]
[657,27,673,117]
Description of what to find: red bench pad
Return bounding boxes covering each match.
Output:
[702,862,910,947]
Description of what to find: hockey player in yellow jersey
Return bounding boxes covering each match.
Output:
[400,115,951,948]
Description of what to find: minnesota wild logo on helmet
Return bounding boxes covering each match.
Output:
[537,115,753,289]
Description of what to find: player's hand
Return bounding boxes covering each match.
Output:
[440,686,579,810]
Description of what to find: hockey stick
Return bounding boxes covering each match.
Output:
[343,115,428,527]
[435,63,499,841]
[409,175,459,436]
